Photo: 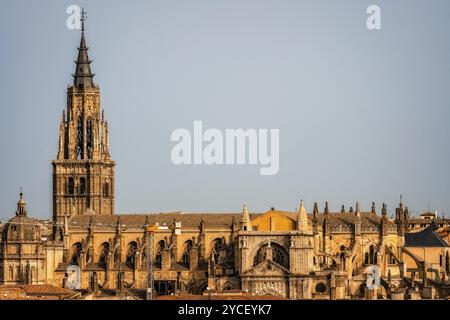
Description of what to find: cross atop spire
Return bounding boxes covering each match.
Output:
[72,8,95,88]
[81,7,87,35]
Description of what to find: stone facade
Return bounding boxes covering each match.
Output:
[1,18,449,300]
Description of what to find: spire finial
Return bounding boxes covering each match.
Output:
[81,7,87,35]
[16,188,27,216]
[382,203,387,217]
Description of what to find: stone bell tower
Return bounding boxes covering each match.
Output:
[52,9,115,237]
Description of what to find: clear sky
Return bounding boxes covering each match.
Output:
[0,0,449,220]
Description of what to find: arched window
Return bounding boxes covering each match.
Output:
[9,266,14,280]
[99,242,109,266]
[273,246,287,266]
[365,245,377,265]
[79,177,86,195]
[103,180,109,197]
[86,119,93,159]
[182,240,192,266]
[369,245,374,264]
[70,242,82,266]
[126,242,138,268]
[223,282,236,291]
[155,240,165,267]
[68,177,75,195]
[211,239,223,264]
[253,243,289,268]
[77,117,84,159]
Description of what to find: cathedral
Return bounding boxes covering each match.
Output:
[0,14,449,300]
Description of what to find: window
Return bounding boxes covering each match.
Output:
[253,243,289,268]
[211,239,223,264]
[70,243,82,265]
[182,240,192,266]
[155,240,165,267]
[99,242,109,266]
[315,283,327,293]
[79,177,86,195]
[365,245,377,265]
[126,242,138,268]
[77,117,84,159]
[86,119,93,159]
[68,178,75,195]
[103,181,109,197]
[273,247,286,266]
[252,226,258,231]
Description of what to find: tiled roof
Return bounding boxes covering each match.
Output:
[69,213,242,229]
[68,210,389,230]
[0,285,75,296]
[22,285,75,296]
[405,223,449,247]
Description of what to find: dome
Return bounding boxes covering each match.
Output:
[1,192,42,242]
[2,216,42,242]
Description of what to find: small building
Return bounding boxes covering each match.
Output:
[403,221,450,293]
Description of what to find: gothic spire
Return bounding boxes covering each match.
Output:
[312,202,319,225]
[297,200,308,232]
[72,8,95,88]
[382,203,388,218]
[242,204,251,231]
[324,202,330,220]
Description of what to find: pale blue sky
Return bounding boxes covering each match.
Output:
[1,0,449,220]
